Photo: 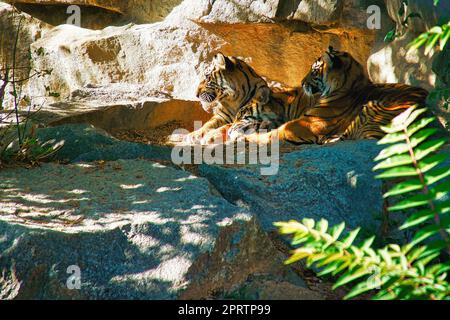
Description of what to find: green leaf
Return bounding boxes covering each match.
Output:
[378,131,406,145]
[318,252,344,268]
[303,218,315,229]
[378,248,392,266]
[317,219,328,234]
[429,26,443,34]
[400,209,435,230]
[375,165,418,179]
[414,138,448,161]
[330,222,345,241]
[407,117,436,137]
[384,29,397,43]
[431,180,450,200]
[410,224,442,247]
[274,220,306,235]
[380,107,426,134]
[426,166,450,186]
[389,193,431,211]
[440,27,450,50]
[344,281,372,300]
[383,179,423,198]
[333,267,371,289]
[418,153,450,173]
[285,248,315,264]
[341,228,360,248]
[375,128,437,161]
[384,166,450,198]
[425,32,441,55]
[359,236,375,251]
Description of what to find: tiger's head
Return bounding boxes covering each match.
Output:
[196,53,270,118]
[302,47,369,97]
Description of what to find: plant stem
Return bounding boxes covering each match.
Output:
[403,126,450,255]
[12,15,23,147]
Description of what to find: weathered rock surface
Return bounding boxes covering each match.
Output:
[45,99,211,133]
[0,3,52,87]
[6,0,185,24]
[187,0,344,25]
[0,158,315,299]
[199,140,385,232]
[4,0,126,13]
[35,124,173,162]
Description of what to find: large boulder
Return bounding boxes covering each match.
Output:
[35,124,174,162]
[0,158,314,299]
[199,140,386,232]
[190,0,344,25]
[0,3,52,102]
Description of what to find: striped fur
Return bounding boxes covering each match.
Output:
[185,53,270,144]
[244,47,429,145]
[228,86,317,141]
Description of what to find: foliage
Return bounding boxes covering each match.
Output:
[409,22,450,55]
[384,0,449,55]
[276,107,450,300]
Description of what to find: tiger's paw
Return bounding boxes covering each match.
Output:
[201,126,230,145]
[183,130,205,144]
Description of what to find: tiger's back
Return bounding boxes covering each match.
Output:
[341,83,429,140]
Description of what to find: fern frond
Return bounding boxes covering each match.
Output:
[277,107,450,300]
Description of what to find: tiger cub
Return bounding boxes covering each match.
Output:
[243,47,429,145]
[184,53,270,144]
[185,53,317,144]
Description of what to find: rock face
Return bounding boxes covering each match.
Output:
[4,0,185,24]
[0,3,52,85]
[0,125,322,299]
[199,140,385,232]
[35,124,174,162]
[0,159,254,299]
[1,0,375,127]
[192,0,344,25]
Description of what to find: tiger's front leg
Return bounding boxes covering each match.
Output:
[201,124,232,144]
[184,115,227,144]
[244,118,329,145]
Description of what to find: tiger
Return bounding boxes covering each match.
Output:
[185,53,317,144]
[242,47,430,145]
[184,53,271,144]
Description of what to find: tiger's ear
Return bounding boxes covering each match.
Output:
[324,50,342,69]
[213,53,234,71]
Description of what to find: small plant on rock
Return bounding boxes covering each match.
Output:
[0,6,62,166]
